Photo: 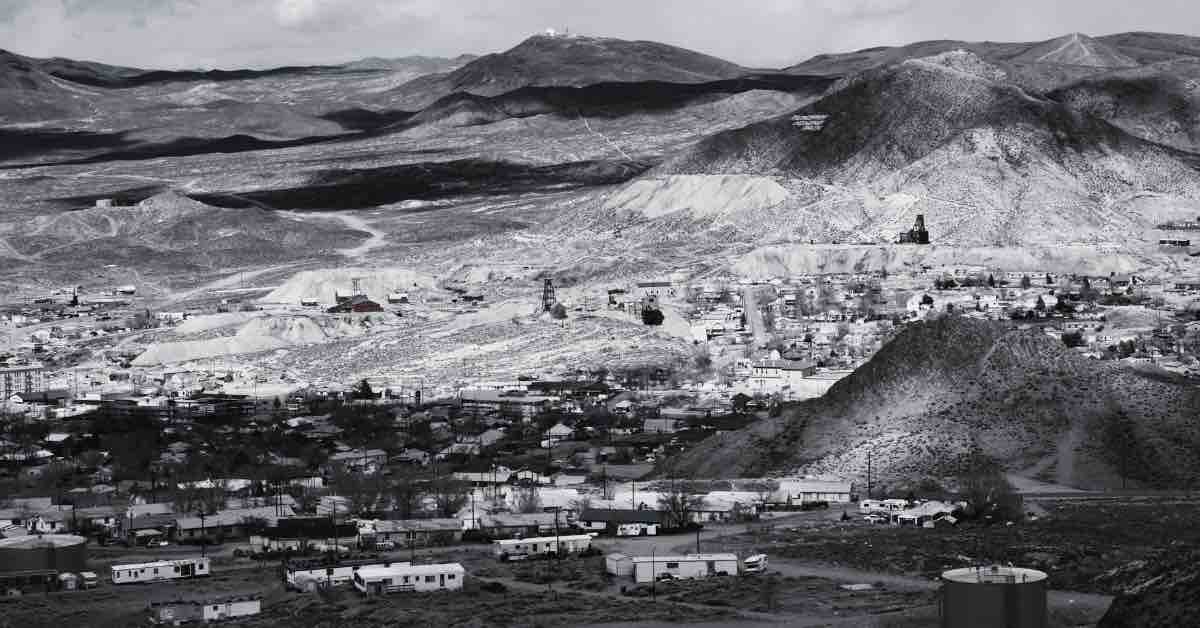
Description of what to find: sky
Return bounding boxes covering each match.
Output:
[1,0,1199,70]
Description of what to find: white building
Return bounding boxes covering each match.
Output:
[111,557,210,584]
[630,553,740,583]
[352,562,465,594]
[492,534,592,559]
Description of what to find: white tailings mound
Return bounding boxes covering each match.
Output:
[262,267,438,305]
[604,175,788,219]
[174,312,260,336]
[734,244,1144,278]
[133,315,369,365]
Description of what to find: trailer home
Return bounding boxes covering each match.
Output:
[148,595,262,625]
[492,534,592,560]
[630,553,739,583]
[285,559,394,591]
[352,562,465,595]
[111,557,210,584]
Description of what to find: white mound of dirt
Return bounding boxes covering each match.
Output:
[133,314,370,365]
[262,267,438,305]
[174,312,260,336]
[603,175,788,219]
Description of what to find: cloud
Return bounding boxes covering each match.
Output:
[816,0,919,19]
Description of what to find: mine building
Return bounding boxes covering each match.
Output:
[897,214,930,244]
[327,296,383,313]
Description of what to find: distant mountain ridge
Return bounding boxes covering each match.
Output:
[381,33,751,110]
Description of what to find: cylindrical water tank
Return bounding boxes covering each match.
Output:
[941,565,1048,628]
[0,534,89,574]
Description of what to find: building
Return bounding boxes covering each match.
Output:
[1,362,45,401]
[749,359,817,389]
[577,508,663,534]
[629,553,740,583]
[359,519,463,548]
[327,296,384,314]
[326,449,387,475]
[1160,238,1192,247]
[772,478,854,505]
[897,214,930,244]
[459,390,556,421]
[941,566,1047,628]
[148,595,262,624]
[174,506,293,541]
[353,562,465,595]
[634,281,675,300]
[249,517,358,553]
[111,558,210,584]
[492,534,592,559]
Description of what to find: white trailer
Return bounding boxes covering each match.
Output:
[493,534,592,560]
[605,553,633,577]
[617,523,658,536]
[630,553,739,583]
[352,562,465,595]
[286,561,404,591]
[110,557,210,584]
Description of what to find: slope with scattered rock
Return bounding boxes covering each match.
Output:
[666,318,1200,489]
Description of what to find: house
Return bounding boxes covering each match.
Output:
[359,518,463,548]
[477,512,561,538]
[492,534,592,558]
[576,508,664,534]
[772,478,853,505]
[325,449,387,475]
[543,422,574,445]
[634,281,675,300]
[629,553,740,583]
[642,417,680,434]
[353,562,465,594]
[175,506,294,540]
[749,359,817,390]
[552,469,590,487]
[249,516,358,552]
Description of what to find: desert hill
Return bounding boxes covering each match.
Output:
[382,33,750,110]
[11,191,366,269]
[1098,548,1200,627]
[666,317,1200,490]
[608,50,1200,247]
[1049,58,1200,152]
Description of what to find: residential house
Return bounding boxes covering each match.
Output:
[576,508,664,533]
[359,518,463,548]
[175,506,294,541]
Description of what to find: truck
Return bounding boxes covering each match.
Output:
[742,554,768,574]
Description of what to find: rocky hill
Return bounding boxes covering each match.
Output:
[1050,58,1200,152]
[383,34,750,109]
[1097,548,1200,627]
[12,191,365,269]
[611,49,1200,247]
[666,317,1200,490]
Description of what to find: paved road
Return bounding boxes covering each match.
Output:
[741,285,767,350]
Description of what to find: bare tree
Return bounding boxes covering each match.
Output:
[516,486,543,513]
[431,476,470,517]
[390,474,424,519]
[330,465,383,515]
[656,481,706,529]
[747,480,780,510]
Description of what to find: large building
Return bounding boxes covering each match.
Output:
[2,362,45,401]
[897,214,930,244]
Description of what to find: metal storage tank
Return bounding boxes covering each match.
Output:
[0,534,89,574]
[941,566,1048,628]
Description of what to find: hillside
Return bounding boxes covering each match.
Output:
[1049,58,1200,152]
[11,191,366,269]
[666,318,1200,490]
[383,33,749,109]
[620,50,1200,246]
[1098,549,1200,627]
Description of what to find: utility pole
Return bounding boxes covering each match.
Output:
[198,511,207,558]
[651,546,656,601]
[866,446,873,500]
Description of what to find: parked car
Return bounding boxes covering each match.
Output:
[655,573,677,582]
[863,513,888,524]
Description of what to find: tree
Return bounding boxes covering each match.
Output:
[657,481,706,529]
[352,379,375,400]
[921,294,934,307]
[1020,275,1032,289]
[550,303,568,320]
[957,451,1023,522]
[1061,331,1086,348]
[569,495,593,517]
[390,474,424,519]
[516,486,542,513]
[641,307,664,326]
[987,274,996,288]
[330,464,383,514]
[747,480,780,510]
[1045,273,1053,286]
[431,476,470,517]
[1035,296,1046,312]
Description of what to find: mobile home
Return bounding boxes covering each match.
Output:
[630,553,740,583]
[111,557,210,584]
[492,534,592,560]
[352,562,465,595]
[605,552,634,577]
[859,499,908,514]
[285,559,395,591]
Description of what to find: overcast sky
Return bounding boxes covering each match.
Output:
[2,0,1198,70]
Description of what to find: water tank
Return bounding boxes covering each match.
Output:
[942,566,1047,628]
[0,534,89,574]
